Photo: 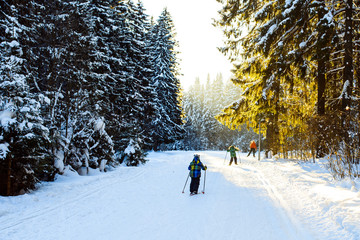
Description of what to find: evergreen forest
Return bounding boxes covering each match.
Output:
[215,0,360,179]
[0,0,187,195]
[176,74,259,152]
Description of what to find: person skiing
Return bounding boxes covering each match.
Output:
[227,145,239,165]
[247,140,257,157]
[188,154,207,195]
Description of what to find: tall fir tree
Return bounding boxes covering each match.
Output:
[0,0,55,195]
[150,8,184,150]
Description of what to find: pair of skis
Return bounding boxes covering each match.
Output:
[182,170,206,195]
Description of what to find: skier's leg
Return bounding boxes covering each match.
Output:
[234,156,237,164]
[194,177,200,194]
[190,178,195,193]
[229,157,233,165]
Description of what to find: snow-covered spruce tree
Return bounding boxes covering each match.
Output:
[108,0,155,165]
[204,74,233,149]
[71,0,132,170]
[87,0,132,156]
[125,0,156,151]
[123,138,147,166]
[150,8,184,151]
[19,0,118,172]
[88,117,114,171]
[54,2,100,171]
[15,0,88,172]
[0,1,55,195]
[182,78,207,150]
[70,108,114,174]
[180,118,202,150]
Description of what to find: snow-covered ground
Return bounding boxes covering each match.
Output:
[0,151,359,240]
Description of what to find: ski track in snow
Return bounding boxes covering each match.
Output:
[0,151,359,240]
[0,168,146,233]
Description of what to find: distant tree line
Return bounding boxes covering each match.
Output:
[171,74,259,152]
[215,0,360,178]
[0,0,183,195]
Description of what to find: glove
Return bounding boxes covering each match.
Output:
[205,165,207,170]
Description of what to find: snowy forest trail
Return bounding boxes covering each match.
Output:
[0,151,359,240]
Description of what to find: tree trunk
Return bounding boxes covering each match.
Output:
[6,157,12,196]
[317,60,326,115]
[317,1,326,115]
[342,0,353,151]
[342,0,353,112]
[316,1,328,157]
[273,82,280,156]
[265,123,272,158]
[358,33,360,161]
[341,0,354,164]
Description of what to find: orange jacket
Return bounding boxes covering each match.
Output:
[250,141,257,149]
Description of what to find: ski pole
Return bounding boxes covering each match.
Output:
[223,151,228,165]
[202,169,206,194]
[182,173,190,193]
[237,151,241,164]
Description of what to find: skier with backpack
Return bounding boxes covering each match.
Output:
[227,145,239,165]
[188,154,207,195]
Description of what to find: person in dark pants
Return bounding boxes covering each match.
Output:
[247,140,257,157]
[188,154,207,195]
[227,145,239,165]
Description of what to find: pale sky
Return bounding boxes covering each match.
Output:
[140,0,233,90]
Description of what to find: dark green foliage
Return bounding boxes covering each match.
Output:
[0,0,55,195]
[149,8,185,151]
[0,0,184,195]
